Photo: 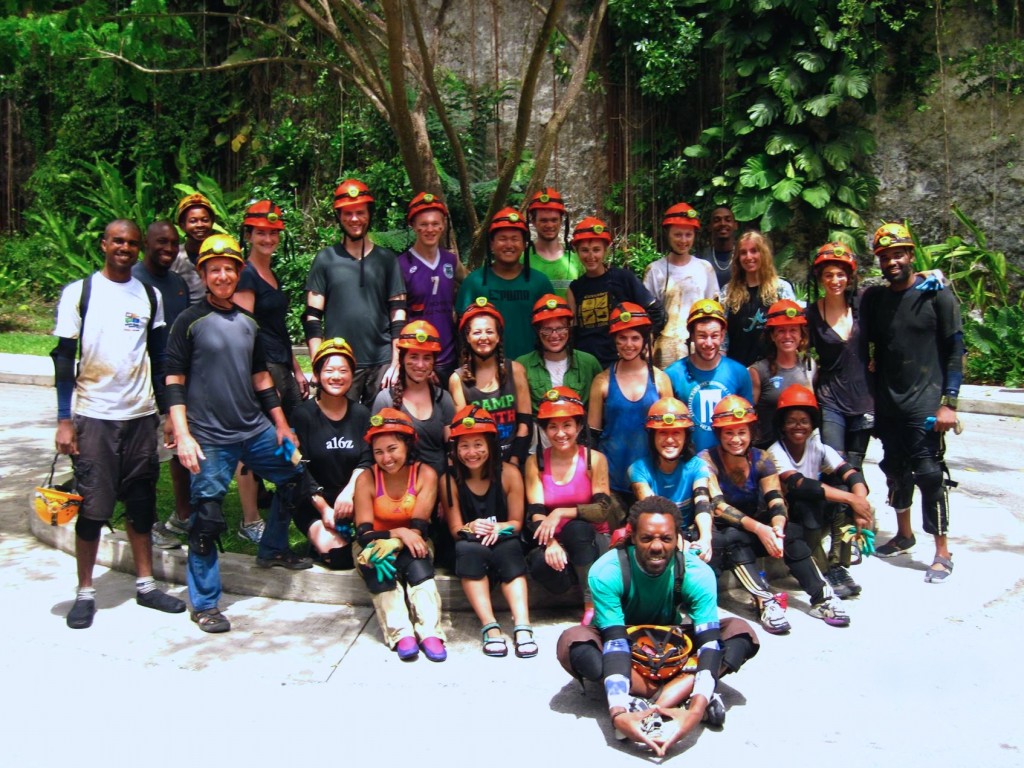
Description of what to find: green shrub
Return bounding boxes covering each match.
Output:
[964,305,1024,387]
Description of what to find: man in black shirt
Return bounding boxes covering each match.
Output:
[166,234,310,633]
[860,222,963,582]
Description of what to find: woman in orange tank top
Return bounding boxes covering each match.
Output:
[354,408,446,662]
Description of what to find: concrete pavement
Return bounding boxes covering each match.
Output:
[2,372,1023,766]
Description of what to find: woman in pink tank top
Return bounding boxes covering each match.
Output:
[524,387,615,625]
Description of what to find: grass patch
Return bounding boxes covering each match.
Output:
[0,332,54,357]
[111,463,308,555]
[0,297,54,334]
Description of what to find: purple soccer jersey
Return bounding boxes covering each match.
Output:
[400,247,459,369]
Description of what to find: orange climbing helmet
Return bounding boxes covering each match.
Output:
[711,395,757,429]
[662,202,701,229]
[536,386,585,421]
[449,404,499,439]
[396,320,442,354]
[531,294,573,326]
[459,297,505,332]
[488,207,529,237]
[333,179,374,210]
[527,187,567,215]
[609,302,651,334]
[364,408,417,443]
[764,299,806,327]
[243,200,285,231]
[646,397,694,431]
[407,192,449,223]
[571,216,613,248]
[813,241,857,272]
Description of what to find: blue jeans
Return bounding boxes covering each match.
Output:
[187,425,302,611]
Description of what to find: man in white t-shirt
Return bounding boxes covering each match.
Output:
[52,219,186,629]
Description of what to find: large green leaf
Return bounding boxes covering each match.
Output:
[800,184,831,208]
[765,131,808,155]
[739,154,780,189]
[748,99,780,127]
[794,147,826,178]
[731,190,773,221]
[772,176,804,202]
[802,93,842,117]
[794,51,825,73]
[821,139,854,170]
[760,199,793,231]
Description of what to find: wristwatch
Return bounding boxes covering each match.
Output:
[940,395,958,409]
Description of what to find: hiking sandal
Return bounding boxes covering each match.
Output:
[513,625,538,658]
[191,607,231,634]
[481,622,508,657]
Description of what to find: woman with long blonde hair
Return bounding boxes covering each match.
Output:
[722,231,795,366]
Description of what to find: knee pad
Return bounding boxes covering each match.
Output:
[559,520,598,565]
[189,500,226,556]
[721,635,757,675]
[322,546,354,570]
[75,516,105,542]
[403,553,436,586]
[912,461,944,501]
[880,455,914,509]
[569,642,603,682]
[122,480,156,534]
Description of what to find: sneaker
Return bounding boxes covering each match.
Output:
[702,692,726,728]
[396,636,419,661]
[640,712,665,741]
[875,533,916,558]
[832,564,862,596]
[809,595,851,627]
[255,550,313,570]
[165,515,191,536]
[615,697,651,741]
[420,636,447,662]
[136,588,187,614]
[825,565,854,600]
[66,598,96,629]
[151,522,182,550]
[237,519,266,544]
[758,596,792,634]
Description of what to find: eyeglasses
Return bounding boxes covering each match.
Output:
[539,326,570,338]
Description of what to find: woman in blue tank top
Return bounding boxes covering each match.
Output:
[587,302,672,511]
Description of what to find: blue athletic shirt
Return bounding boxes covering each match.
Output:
[666,356,753,454]
[627,455,710,528]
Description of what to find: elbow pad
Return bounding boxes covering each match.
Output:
[356,522,390,546]
[410,518,429,537]
[303,305,324,342]
[389,318,405,340]
[526,503,548,533]
[783,474,825,501]
[511,434,531,464]
[388,297,407,314]
[256,386,283,415]
[577,492,613,525]
[51,338,78,420]
[165,382,187,409]
[712,496,746,527]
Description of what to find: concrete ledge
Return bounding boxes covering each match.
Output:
[27,496,587,611]
[960,390,1024,419]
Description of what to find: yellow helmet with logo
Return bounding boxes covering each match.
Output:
[196,234,244,269]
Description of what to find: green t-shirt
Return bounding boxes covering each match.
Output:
[589,546,719,630]
[456,267,554,360]
[528,251,584,298]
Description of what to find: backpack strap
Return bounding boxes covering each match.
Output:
[76,274,93,361]
[618,548,631,603]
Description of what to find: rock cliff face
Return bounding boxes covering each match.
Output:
[866,10,1024,263]
[431,0,606,224]
[435,3,1021,267]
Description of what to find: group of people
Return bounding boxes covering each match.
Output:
[52,178,963,755]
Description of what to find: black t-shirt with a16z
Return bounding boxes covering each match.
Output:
[289,398,372,501]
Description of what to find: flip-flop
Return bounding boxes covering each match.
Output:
[924,554,954,583]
